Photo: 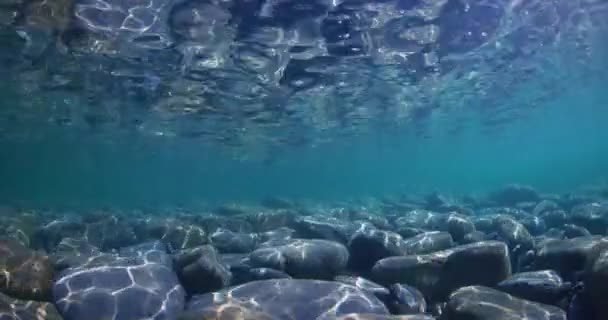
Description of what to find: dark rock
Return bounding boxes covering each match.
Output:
[246,210,297,232]
[348,224,407,272]
[570,202,608,235]
[141,219,207,251]
[53,254,185,320]
[497,270,572,305]
[258,227,295,247]
[462,231,487,244]
[445,213,475,242]
[395,210,446,231]
[371,241,511,301]
[535,236,608,280]
[488,185,541,206]
[563,224,592,239]
[584,248,608,320]
[0,239,54,301]
[388,284,426,315]
[51,237,102,270]
[558,194,596,212]
[183,279,389,319]
[197,215,254,233]
[245,268,291,281]
[396,227,425,239]
[250,239,349,279]
[567,290,595,320]
[294,215,358,244]
[0,213,39,247]
[533,200,561,216]
[82,216,137,250]
[445,286,566,320]
[173,245,232,295]
[32,218,85,252]
[539,210,568,229]
[0,292,63,320]
[472,216,495,233]
[209,228,258,253]
[492,215,534,252]
[336,314,436,320]
[520,215,547,236]
[119,240,172,265]
[403,232,454,255]
[539,228,566,241]
[334,276,391,303]
[516,201,539,212]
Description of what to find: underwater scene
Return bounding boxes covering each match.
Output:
[1,0,608,318]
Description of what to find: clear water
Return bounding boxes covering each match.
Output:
[0,0,607,208]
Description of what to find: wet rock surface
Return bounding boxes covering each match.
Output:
[445,286,567,320]
[0,292,63,320]
[0,239,54,301]
[182,279,389,320]
[371,241,511,301]
[250,239,349,279]
[173,245,232,295]
[2,187,608,319]
[52,247,185,320]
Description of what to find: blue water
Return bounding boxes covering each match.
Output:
[1,81,607,209]
[0,0,607,209]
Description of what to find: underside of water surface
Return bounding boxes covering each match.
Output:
[1,0,608,319]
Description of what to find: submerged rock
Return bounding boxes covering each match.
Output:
[497,270,572,305]
[294,215,358,244]
[209,228,258,253]
[52,253,185,320]
[183,279,389,319]
[0,239,54,301]
[570,202,608,235]
[445,213,475,243]
[185,279,388,320]
[348,224,407,272]
[178,300,275,320]
[462,231,487,244]
[0,292,63,320]
[445,286,566,320]
[334,276,391,303]
[388,284,426,315]
[534,236,608,280]
[51,237,102,270]
[250,239,349,279]
[173,245,232,295]
[336,315,435,320]
[563,224,592,239]
[584,248,608,320]
[487,185,541,206]
[402,232,454,255]
[32,218,85,252]
[371,241,511,301]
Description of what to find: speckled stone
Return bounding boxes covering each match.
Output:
[0,239,54,301]
[0,292,63,320]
